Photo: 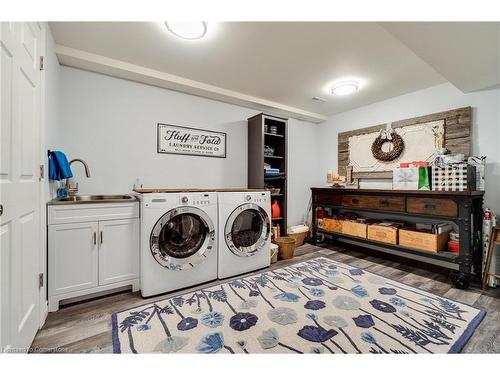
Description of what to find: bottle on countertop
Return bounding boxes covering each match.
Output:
[133,178,143,190]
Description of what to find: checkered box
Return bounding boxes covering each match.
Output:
[432,164,476,191]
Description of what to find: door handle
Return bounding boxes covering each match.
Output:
[424,204,436,209]
[93,232,97,245]
[351,198,359,204]
[0,204,3,216]
[380,200,390,206]
[100,231,103,245]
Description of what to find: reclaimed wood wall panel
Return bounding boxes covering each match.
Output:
[337,107,471,179]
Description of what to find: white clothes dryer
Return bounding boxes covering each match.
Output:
[218,191,271,278]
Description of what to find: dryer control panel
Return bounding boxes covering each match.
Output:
[179,193,214,206]
[243,192,269,204]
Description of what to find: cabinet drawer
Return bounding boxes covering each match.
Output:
[407,197,457,217]
[314,193,342,206]
[341,195,406,212]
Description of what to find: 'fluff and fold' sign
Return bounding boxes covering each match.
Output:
[157,123,226,158]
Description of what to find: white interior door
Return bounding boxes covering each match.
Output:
[0,22,42,352]
[98,218,139,285]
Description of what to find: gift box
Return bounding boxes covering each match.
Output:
[393,167,431,190]
[393,167,418,190]
[432,164,476,191]
[400,161,429,168]
[468,156,486,191]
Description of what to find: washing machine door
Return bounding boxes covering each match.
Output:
[225,203,270,257]
[150,206,215,270]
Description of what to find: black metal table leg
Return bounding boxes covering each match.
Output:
[310,204,318,245]
[453,199,474,289]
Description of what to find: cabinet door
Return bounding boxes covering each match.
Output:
[98,218,139,286]
[48,222,99,296]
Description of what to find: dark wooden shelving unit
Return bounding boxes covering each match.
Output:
[310,187,485,289]
[248,113,288,236]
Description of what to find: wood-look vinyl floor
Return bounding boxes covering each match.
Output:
[31,243,500,354]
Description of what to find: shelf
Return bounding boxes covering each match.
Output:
[249,113,288,237]
[311,187,484,197]
[264,132,284,138]
[317,204,460,222]
[265,173,286,180]
[272,217,284,221]
[317,228,459,263]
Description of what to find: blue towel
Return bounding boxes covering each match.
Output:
[48,151,73,181]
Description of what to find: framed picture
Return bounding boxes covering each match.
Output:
[157,123,227,158]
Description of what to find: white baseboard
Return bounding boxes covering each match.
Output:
[39,300,48,329]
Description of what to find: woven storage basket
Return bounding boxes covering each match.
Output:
[270,243,279,263]
[274,236,296,260]
[288,230,310,247]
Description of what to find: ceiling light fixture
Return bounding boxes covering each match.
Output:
[165,21,208,40]
[330,80,359,96]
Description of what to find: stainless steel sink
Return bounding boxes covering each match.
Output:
[50,194,137,205]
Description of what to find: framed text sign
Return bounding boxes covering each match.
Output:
[157,123,227,158]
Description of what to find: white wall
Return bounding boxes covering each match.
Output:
[57,66,319,225]
[60,66,250,191]
[288,119,324,224]
[317,83,500,213]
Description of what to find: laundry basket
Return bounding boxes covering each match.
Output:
[274,236,296,260]
[270,243,279,263]
[287,225,310,248]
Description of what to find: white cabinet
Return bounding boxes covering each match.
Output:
[48,202,140,311]
[99,218,139,286]
[48,222,99,295]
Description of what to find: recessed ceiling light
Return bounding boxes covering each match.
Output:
[165,22,208,40]
[331,80,359,96]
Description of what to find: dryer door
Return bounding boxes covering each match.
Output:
[225,203,270,257]
[150,206,215,270]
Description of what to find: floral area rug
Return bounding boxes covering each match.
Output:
[112,257,485,354]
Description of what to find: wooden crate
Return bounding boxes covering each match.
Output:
[342,221,367,238]
[319,218,343,233]
[367,225,398,244]
[399,228,450,253]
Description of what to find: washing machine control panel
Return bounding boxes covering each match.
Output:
[243,193,269,204]
[180,194,213,206]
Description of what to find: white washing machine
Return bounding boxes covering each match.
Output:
[140,192,218,297]
[218,191,271,278]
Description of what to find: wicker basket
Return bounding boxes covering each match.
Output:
[274,236,296,260]
[288,230,310,248]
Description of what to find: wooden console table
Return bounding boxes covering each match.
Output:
[310,188,484,289]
